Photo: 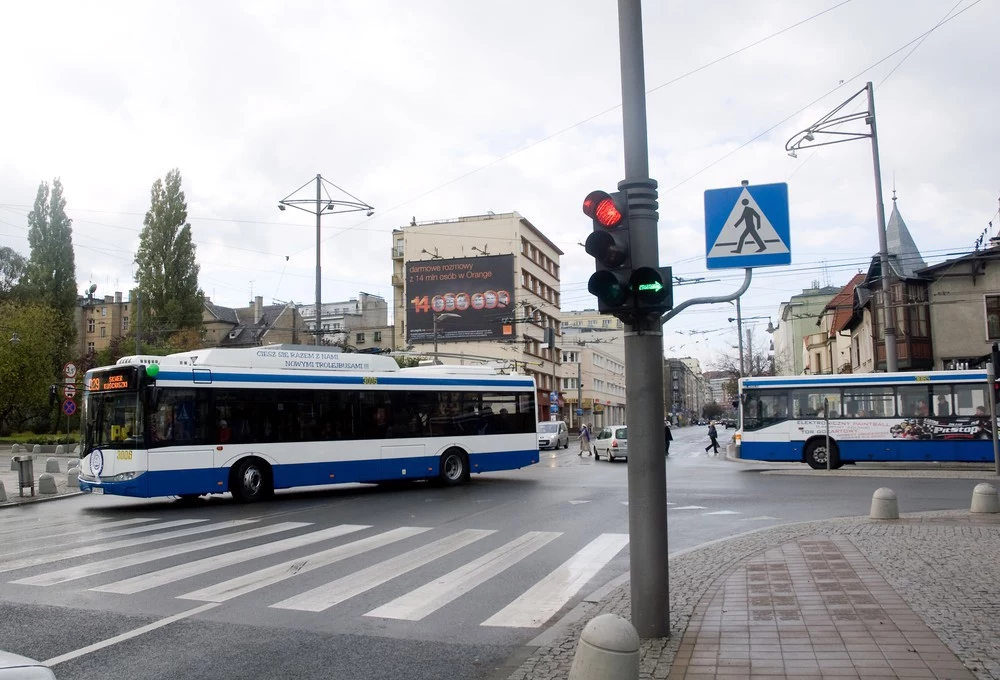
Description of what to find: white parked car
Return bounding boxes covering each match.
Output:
[0,650,56,679]
[537,421,569,450]
[593,425,628,462]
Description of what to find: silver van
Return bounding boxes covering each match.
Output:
[537,420,569,450]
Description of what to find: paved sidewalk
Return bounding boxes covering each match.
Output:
[0,454,82,506]
[507,510,1000,680]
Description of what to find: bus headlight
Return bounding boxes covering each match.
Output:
[112,471,141,482]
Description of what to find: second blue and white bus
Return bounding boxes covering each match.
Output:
[77,345,539,500]
[738,370,994,469]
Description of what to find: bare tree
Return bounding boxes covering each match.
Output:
[710,326,775,394]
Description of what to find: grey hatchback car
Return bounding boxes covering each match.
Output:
[537,421,569,449]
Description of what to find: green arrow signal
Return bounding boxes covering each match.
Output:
[636,280,663,293]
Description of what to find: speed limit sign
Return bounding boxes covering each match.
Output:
[63,362,77,379]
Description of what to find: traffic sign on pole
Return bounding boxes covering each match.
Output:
[705,182,790,269]
[63,362,77,379]
[64,384,76,399]
[62,399,77,416]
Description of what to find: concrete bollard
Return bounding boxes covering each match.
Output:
[38,473,58,495]
[67,458,80,470]
[568,613,640,680]
[45,458,61,473]
[10,444,19,454]
[67,469,79,489]
[55,444,64,455]
[0,480,6,503]
[870,487,899,520]
[73,444,80,455]
[971,483,1000,514]
[32,444,41,455]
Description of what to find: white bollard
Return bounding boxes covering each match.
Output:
[971,483,1000,514]
[0,480,6,503]
[870,487,899,520]
[568,613,640,680]
[45,458,61,474]
[67,469,79,489]
[32,444,41,455]
[38,473,58,495]
[55,444,65,455]
[10,444,19,454]
[67,458,80,470]
[73,444,80,454]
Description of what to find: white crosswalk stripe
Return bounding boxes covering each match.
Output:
[702,510,740,515]
[0,520,245,573]
[178,526,431,603]
[0,518,161,546]
[365,531,561,621]
[12,522,307,586]
[271,529,495,612]
[9,519,204,554]
[92,524,369,594]
[481,533,629,628]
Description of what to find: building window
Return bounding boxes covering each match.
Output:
[87,319,95,333]
[122,316,129,331]
[101,307,107,317]
[100,327,107,338]
[374,331,382,342]
[986,295,1000,340]
[87,342,95,354]
[356,333,365,343]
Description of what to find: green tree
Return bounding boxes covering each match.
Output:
[0,246,28,302]
[702,401,724,420]
[23,179,78,361]
[0,302,62,435]
[134,169,203,334]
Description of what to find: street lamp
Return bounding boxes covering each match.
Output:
[786,81,897,372]
[432,313,461,364]
[278,174,374,346]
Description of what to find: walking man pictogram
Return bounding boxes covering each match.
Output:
[732,198,766,254]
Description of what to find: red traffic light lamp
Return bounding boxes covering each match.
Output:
[584,190,632,316]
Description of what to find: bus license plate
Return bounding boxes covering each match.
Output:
[92,487,104,494]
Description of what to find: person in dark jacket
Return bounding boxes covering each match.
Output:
[664,420,673,456]
[705,422,719,455]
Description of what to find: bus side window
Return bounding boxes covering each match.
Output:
[954,385,987,416]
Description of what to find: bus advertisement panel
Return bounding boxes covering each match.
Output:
[405,254,516,343]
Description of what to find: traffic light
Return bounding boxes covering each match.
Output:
[49,385,57,408]
[631,265,673,314]
[584,190,632,315]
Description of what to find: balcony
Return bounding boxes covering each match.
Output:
[391,274,404,287]
[391,246,405,259]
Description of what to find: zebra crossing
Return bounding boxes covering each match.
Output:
[0,515,629,629]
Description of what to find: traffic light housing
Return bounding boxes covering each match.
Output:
[49,385,57,408]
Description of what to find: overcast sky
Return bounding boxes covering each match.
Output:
[0,0,996,369]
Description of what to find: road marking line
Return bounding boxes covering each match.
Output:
[178,526,431,603]
[13,521,302,586]
[366,531,560,621]
[0,520,231,573]
[43,602,220,667]
[0,518,160,545]
[702,510,741,515]
[568,500,589,505]
[740,515,780,521]
[670,505,708,510]
[92,524,369,594]
[271,529,495,612]
[481,533,629,628]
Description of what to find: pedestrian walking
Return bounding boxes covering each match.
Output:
[578,423,592,456]
[705,422,719,455]
[664,420,673,456]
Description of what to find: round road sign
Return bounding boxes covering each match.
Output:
[62,399,77,416]
[63,362,77,379]
[64,384,77,399]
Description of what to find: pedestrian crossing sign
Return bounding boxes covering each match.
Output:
[704,182,791,269]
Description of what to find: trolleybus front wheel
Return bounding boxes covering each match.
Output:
[804,439,841,470]
[230,457,274,502]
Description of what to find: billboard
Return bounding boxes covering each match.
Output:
[406,254,516,343]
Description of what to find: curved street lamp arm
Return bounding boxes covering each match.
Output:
[785,85,871,153]
[660,267,753,325]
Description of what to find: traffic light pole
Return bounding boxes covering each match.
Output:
[617,0,669,639]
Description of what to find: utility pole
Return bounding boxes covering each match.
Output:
[736,295,745,377]
[278,175,374,347]
[577,360,583,429]
[867,82,897,372]
[618,0,669,637]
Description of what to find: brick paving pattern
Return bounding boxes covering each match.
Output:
[506,511,1000,680]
